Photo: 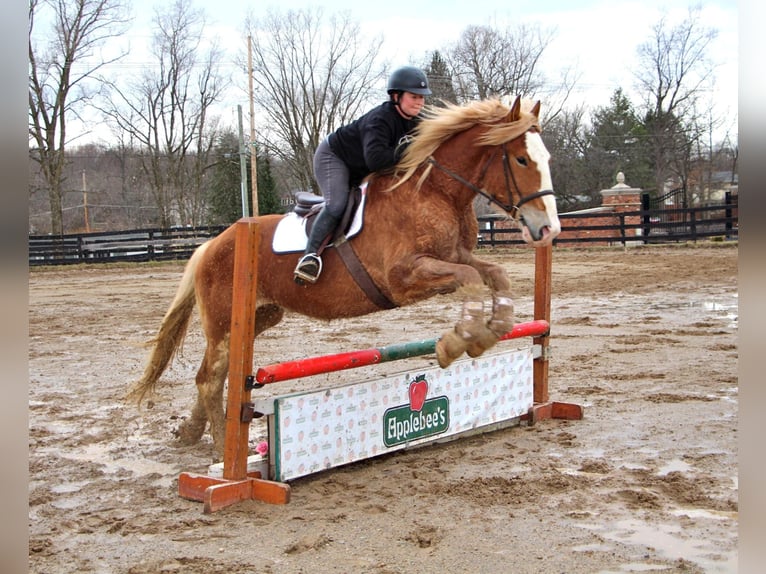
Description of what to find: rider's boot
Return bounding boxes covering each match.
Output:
[294,208,340,285]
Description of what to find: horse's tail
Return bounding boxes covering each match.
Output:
[126,241,209,405]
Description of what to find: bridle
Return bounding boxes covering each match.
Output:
[426,142,554,220]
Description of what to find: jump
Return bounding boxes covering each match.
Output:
[128,96,561,458]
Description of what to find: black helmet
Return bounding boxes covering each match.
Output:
[387,66,432,95]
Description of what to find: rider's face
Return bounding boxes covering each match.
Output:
[396,92,425,118]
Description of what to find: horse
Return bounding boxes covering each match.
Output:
[128,96,561,458]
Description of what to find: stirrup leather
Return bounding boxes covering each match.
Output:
[294,253,323,284]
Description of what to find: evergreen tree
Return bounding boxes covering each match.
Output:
[207,131,244,224]
[424,51,458,106]
[587,89,653,193]
[255,154,283,216]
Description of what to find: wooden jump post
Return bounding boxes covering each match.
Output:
[526,243,585,423]
[178,218,583,513]
[178,219,291,513]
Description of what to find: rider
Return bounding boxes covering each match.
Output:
[293,65,432,284]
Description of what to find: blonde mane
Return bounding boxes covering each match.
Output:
[390,98,541,190]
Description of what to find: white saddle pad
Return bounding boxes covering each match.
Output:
[272,185,367,254]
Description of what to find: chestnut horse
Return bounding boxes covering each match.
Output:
[129,96,560,457]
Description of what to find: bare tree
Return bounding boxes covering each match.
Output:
[446,22,554,101]
[29,0,130,234]
[243,7,386,193]
[542,105,593,208]
[634,5,718,198]
[100,0,225,227]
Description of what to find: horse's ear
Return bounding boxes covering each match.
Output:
[507,95,522,122]
[531,100,541,118]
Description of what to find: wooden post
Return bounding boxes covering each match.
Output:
[525,243,584,424]
[177,218,290,512]
[533,244,552,404]
[223,219,260,479]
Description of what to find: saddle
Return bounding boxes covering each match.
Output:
[293,187,362,249]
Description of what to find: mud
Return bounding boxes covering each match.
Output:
[29,244,738,573]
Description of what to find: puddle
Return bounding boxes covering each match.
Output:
[620,462,649,471]
[657,458,692,476]
[611,292,738,329]
[36,443,180,487]
[670,508,737,520]
[577,518,737,573]
[51,496,86,510]
[572,542,612,553]
[557,468,608,478]
[596,564,671,572]
[51,482,87,494]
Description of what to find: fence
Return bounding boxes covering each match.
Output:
[477,194,738,248]
[28,198,738,266]
[28,226,226,266]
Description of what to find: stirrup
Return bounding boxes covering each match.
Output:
[294,253,323,284]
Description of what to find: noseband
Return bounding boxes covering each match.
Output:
[426,143,554,220]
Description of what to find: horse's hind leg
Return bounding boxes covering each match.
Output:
[177,339,228,450]
[181,304,285,459]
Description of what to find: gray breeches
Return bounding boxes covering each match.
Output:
[313,138,352,219]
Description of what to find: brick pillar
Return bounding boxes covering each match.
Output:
[600,172,643,241]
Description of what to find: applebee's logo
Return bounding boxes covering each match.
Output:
[383,374,449,447]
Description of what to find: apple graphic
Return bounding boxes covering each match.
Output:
[409,375,428,412]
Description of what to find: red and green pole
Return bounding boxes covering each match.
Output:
[254,319,549,385]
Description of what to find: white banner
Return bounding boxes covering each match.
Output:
[271,347,534,481]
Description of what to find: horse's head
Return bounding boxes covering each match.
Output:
[393,96,561,246]
[481,96,560,246]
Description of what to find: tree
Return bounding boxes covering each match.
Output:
[243,7,386,194]
[255,154,282,216]
[28,0,130,234]
[423,51,457,106]
[207,129,284,225]
[207,130,242,224]
[446,23,553,102]
[100,0,225,228]
[541,105,592,209]
[634,6,718,199]
[586,89,653,193]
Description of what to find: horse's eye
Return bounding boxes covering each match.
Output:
[516,156,528,166]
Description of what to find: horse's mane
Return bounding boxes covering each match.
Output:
[390,98,541,190]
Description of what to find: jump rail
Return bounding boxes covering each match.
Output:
[253,319,551,385]
[177,219,583,513]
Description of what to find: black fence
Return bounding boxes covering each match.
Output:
[29,226,226,266]
[29,199,737,266]
[477,197,737,248]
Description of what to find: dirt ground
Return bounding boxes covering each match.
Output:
[28,243,738,574]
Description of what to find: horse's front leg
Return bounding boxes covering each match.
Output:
[389,255,512,368]
[433,256,515,367]
[467,255,516,341]
[434,285,497,367]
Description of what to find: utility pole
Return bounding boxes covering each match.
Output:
[82,170,91,233]
[237,105,249,218]
[248,35,259,217]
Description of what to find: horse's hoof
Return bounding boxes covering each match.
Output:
[176,420,206,445]
[436,330,465,368]
[465,344,485,358]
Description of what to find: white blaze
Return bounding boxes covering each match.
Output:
[525,131,561,236]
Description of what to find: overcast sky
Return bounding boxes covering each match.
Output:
[77,0,739,143]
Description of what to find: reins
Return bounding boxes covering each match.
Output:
[425,143,554,220]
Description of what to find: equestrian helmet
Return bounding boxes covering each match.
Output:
[387,66,432,95]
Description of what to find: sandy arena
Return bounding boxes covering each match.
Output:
[29,243,738,573]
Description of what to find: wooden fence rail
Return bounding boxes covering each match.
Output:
[29,202,737,266]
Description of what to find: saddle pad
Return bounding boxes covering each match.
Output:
[272,186,367,254]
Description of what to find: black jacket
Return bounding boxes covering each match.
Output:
[328,101,420,186]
